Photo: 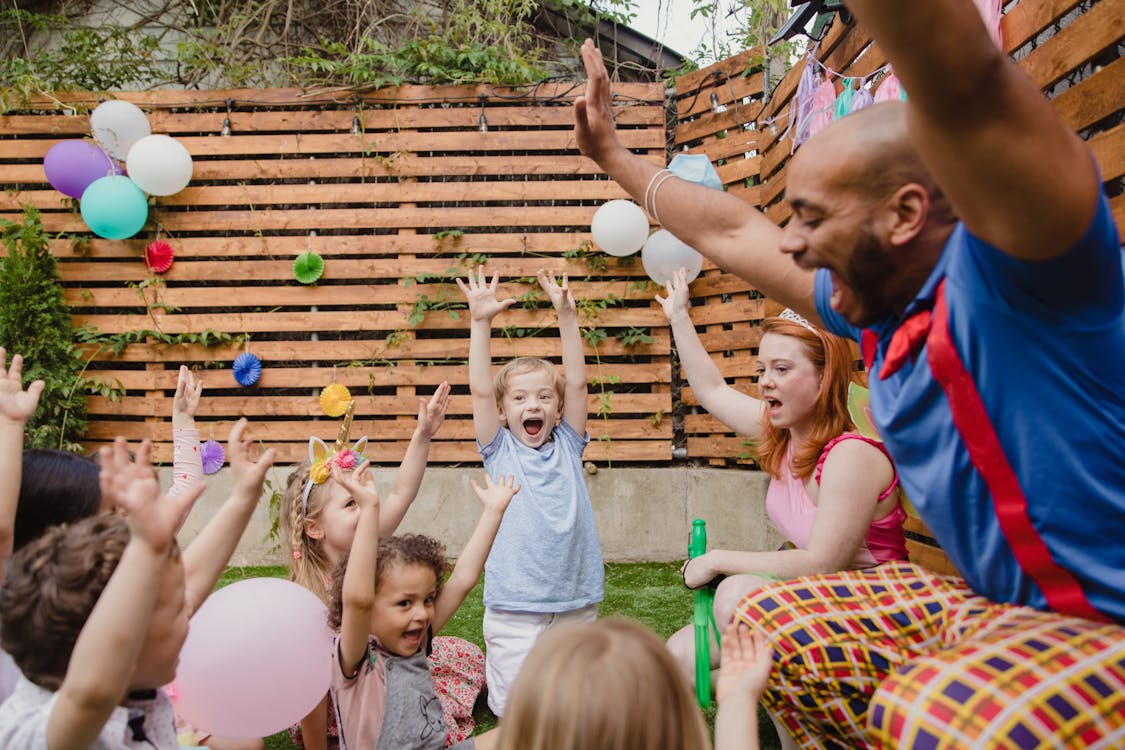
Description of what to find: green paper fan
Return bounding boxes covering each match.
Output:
[848,382,918,517]
[293,252,324,285]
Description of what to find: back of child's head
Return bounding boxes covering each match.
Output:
[497,618,712,750]
[493,357,565,404]
[0,514,132,690]
[327,534,450,631]
[15,449,102,551]
[281,460,337,604]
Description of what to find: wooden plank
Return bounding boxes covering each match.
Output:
[77,333,671,363]
[1000,0,1086,53]
[677,47,765,92]
[1016,0,1125,90]
[0,128,663,160]
[80,436,672,465]
[16,206,633,234]
[1052,56,1125,132]
[1,180,636,212]
[1089,121,1125,182]
[0,104,661,136]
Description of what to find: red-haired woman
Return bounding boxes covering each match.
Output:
[658,268,907,708]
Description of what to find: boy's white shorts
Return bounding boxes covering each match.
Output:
[483,604,598,716]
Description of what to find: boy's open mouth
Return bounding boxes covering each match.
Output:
[523,418,544,436]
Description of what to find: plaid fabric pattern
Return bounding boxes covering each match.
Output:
[736,562,1125,749]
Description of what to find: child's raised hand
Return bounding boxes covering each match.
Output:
[536,269,576,317]
[0,348,44,428]
[172,365,203,427]
[331,460,379,512]
[417,381,451,439]
[716,620,774,705]
[105,438,205,554]
[470,473,520,514]
[653,266,691,323]
[228,418,277,497]
[98,437,159,513]
[455,266,515,323]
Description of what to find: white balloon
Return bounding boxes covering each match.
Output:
[126,135,193,196]
[642,229,704,286]
[591,199,649,257]
[90,100,151,160]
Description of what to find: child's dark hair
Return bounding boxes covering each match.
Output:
[15,449,101,550]
[1,515,140,689]
[327,534,449,630]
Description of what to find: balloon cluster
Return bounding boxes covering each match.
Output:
[43,100,194,240]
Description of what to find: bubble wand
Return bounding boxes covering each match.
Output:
[689,518,721,708]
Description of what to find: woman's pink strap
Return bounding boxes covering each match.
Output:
[814,433,900,501]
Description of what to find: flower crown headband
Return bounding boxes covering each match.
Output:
[301,400,369,521]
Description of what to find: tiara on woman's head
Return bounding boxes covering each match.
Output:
[778,307,817,333]
[300,400,369,520]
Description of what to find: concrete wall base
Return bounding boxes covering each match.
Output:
[171,466,782,567]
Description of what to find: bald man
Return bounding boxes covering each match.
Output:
[576,1,1124,747]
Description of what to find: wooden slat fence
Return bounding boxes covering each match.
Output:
[0,84,677,464]
[0,0,1121,468]
[671,0,1124,465]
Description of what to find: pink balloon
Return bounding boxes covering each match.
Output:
[43,140,121,199]
[170,578,333,739]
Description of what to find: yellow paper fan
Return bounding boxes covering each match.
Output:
[320,383,352,417]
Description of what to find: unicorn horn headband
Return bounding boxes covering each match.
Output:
[301,399,369,520]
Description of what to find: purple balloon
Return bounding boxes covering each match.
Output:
[43,140,121,199]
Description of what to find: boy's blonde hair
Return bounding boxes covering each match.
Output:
[280,460,336,604]
[493,357,566,404]
[497,618,712,750]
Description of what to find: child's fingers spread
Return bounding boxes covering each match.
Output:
[7,353,21,380]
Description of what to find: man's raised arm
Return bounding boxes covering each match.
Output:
[846,0,1100,261]
[575,39,817,321]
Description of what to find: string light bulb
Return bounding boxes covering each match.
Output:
[221,98,233,137]
[710,92,727,115]
[477,95,489,133]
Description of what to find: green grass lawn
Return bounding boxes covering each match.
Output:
[216,564,780,749]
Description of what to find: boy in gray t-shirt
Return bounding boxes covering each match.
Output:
[456,268,604,715]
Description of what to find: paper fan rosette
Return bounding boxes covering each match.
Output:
[144,239,174,273]
[200,440,225,475]
[293,252,325,285]
[320,383,353,417]
[232,352,262,387]
[848,382,917,517]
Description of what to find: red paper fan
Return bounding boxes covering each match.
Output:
[145,239,174,273]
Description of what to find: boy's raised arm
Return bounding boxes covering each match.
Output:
[0,349,44,582]
[433,474,517,633]
[50,440,203,750]
[380,381,450,535]
[456,268,515,446]
[537,271,587,436]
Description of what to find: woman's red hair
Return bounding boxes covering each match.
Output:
[755,317,857,480]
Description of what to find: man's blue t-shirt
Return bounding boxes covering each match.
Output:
[815,192,1125,622]
[479,420,604,612]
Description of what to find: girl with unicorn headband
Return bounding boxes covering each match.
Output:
[280,386,485,749]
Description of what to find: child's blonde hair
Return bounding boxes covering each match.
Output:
[280,460,336,604]
[497,618,712,750]
[493,357,565,404]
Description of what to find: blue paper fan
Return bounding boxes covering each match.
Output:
[232,352,262,387]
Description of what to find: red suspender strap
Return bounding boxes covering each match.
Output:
[926,280,1107,622]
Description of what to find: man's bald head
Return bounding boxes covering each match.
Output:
[795,102,947,209]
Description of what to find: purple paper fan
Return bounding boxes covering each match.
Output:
[201,439,225,474]
[232,352,262,387]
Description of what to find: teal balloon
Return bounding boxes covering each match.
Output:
[80,176,148,240]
